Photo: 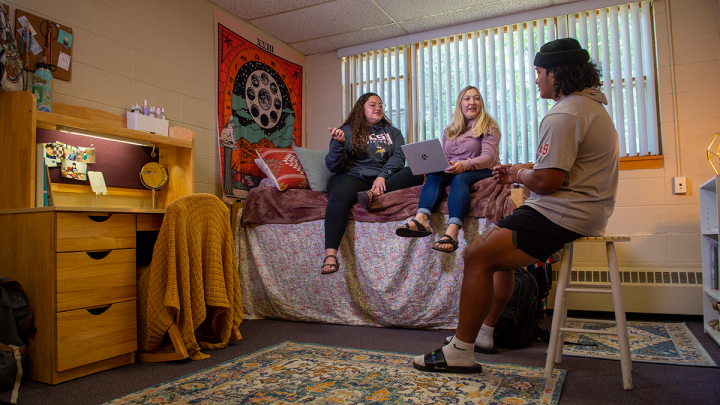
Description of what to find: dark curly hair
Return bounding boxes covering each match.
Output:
[546,60,602,98]
[343,92,392,154]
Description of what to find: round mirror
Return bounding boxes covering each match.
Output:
[140,162,168,190]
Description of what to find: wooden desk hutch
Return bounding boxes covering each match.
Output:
[0,91,195,384]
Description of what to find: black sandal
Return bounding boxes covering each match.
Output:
[412,347,483,374]
[320,254,339,275]
[432,234,459,253]
[396,219,432,237]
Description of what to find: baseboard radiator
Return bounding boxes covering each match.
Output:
[546,267,703,315]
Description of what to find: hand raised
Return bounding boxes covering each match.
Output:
[328,127,345,143]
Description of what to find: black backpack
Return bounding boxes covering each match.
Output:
[494,264,551,349]
[1,278,35,405]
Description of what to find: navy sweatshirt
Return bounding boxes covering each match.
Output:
[325,124,406,180]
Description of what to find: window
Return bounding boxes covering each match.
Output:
[341,1,660,165]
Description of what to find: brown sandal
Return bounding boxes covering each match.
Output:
[357,190,374,209]
[321,254,340,275]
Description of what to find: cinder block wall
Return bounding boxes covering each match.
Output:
[304,0,719,277]
[6,0,303,197]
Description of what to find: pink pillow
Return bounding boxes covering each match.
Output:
[255,148,309,191]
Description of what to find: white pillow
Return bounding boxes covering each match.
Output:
[254,158,279,189]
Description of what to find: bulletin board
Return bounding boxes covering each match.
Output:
[13,9,73,81]
[36,129,155,189]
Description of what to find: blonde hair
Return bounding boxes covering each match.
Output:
[444,86,499,141]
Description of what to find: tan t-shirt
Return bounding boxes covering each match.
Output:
[524,88,619,236]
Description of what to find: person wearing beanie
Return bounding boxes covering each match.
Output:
[412,37,619,373]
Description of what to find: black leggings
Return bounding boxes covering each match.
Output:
[325,167,424,250]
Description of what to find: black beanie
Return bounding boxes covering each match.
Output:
[533,38,589,68]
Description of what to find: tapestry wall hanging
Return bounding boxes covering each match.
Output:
[214,11,304,200]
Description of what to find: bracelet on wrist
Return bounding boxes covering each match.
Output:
[516,168,526,184]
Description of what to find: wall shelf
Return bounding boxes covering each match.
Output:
[36,110,193,149]
[0,91,194,210]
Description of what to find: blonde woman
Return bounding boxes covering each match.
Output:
[396,86,500,253]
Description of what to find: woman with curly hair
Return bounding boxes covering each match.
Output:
[396,86,500,254]
[321,92,423,275]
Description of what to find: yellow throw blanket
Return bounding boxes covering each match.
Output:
[138,193,243,360]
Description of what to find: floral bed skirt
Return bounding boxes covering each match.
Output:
[236,209,494,330]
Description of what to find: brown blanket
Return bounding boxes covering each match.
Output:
[242,177,515,225]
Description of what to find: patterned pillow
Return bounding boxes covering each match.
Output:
[255,148,309,191]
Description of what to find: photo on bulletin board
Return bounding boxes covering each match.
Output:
[214,10,305,200]
[14,9,73,81]
[43,142,63,167]
[61,159,87,181]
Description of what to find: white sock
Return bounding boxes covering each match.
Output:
[475,324,494,350]
[414,336,475,367]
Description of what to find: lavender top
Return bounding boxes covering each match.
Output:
[441,121,501,171]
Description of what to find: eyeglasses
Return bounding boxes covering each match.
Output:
[365,103,386,111]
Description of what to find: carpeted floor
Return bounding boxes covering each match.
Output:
[103,342,566,404]
[2,313,720,405]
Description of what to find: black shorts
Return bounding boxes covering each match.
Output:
[496,205,583,261]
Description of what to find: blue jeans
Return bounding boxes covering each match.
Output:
[417,169,493,227]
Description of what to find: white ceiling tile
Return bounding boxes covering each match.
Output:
[290,24,408,55]
[206,0,583,55]
[207,0,330,20]
[375,0,497,22]
[399,0,553,35]
[248,0,395,43]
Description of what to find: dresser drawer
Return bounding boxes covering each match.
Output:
[56,212,136,252]
[56,300,137,372]
[56,249,137,312]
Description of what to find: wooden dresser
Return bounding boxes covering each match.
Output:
[0,207,163,384]
[0,91,194,384]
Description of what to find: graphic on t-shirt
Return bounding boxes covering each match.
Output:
[369,132,390,157]
[538,143,550,156]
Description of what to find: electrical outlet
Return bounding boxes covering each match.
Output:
[672,177,687,195]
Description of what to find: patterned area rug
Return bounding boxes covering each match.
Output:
[561,321,717,367]
[105,342,566,404]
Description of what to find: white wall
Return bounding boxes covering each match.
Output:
[5,0,304,198]
[304,0,719,275]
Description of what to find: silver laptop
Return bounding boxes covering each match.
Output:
[401,138,450,176]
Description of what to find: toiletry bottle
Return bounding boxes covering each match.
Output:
[143,100,149,116]
[149,107,156,118]
[135,103,141,114]
[32,62,54,112]
[156,107,161,119]
[161,107,166,120]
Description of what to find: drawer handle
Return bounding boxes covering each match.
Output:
[87,214,113,222]
[86,251,111,260]
[87,305,111,315]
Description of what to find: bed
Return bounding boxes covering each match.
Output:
[235,177,516,330]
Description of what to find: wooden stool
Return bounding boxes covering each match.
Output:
[544,236,633,390]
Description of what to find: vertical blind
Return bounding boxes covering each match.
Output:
[342,1,660,164]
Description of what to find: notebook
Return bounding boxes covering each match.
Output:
[401,138,450,175]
